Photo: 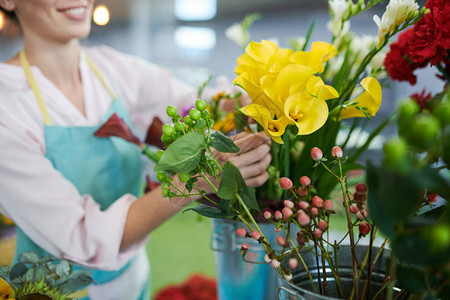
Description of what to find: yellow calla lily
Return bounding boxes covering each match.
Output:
[338,77,382,120]
[290,41,338,73]
[305,76,339,101]
[0,277,14,300]
[240,104,292,144]
[284,92,330,135]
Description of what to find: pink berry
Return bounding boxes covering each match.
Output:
[284,200,295,209]
[282,207,293,220]
[237,228,247,237]
[427,193,438,203]
[300,176,311,186]
[297,211,311,226]
[323,200,333,211]
[275,211,283,220]
[355,183,367,193]
[318,220,328,231]
[312,196,323,208]
[276,236,288,247]
[274,227,281,233]
[241,243,249,250]
[332,146,343,158]
[356,209,368,220]
[279,177,293,190]
[314,228,323,238]
[311,207,319,216]
[349,203,359,214]
[264,254,271,263]
[311,147,323,161]
[299,201,310,210]
[289,258,298,269]
[298,186,308,196]
[252,230,261,240]
[359,222,371,236]
[271,259,281,268]
[264,211,272,219]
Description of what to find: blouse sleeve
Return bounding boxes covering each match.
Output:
[84,46,198,135]
[0,116,146,271]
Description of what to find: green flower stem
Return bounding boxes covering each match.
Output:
[206,148,223,173]
[317,238,344,298]
[287,235,318,294]
[386,252,397,300]
[141,145,158,163]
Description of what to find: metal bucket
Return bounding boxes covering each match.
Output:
[277,245,400,300]
[211,218,294,300]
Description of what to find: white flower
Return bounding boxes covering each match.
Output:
[225,23,247,48]
[329,0,351,21]
[370,49,387,70]
[290,36,306,51]
[373,0,419,44]
[351,34,378,64]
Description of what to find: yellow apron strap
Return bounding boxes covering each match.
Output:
[83,54,116,100]
[19,50,52,126]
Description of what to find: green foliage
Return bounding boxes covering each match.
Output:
[0,252,93,300]
[210,131,240,153]
[184,203,236,219]
[155,132,206,174]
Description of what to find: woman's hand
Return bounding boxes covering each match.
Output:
[214,131,272,187]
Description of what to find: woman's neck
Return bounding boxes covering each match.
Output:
[14,38,87,117]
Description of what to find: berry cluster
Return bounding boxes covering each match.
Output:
[156,100,218,198]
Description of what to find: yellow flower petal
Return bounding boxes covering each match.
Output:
[290,41,337,73]
[305,76,339,101]
[240,104,291,143]
[245,40,279,65]
[284,92,329,135]
[0,277,13,299]
[339,77,382,120]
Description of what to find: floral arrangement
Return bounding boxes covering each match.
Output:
[0,252,93,300]
[93,0,449,298]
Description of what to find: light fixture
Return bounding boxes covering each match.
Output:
[174,0,217,21]
[93,4,110,26]
[174,26,216,51]
[0,11,4,31]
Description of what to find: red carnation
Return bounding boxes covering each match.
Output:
[409,0,450,66]
[384,29,426,85]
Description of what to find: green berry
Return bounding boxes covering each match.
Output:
[174,122,187,133]
[162,124,175,137]
[166,106,177,117]
[383,138,410,174]
[189,108,202,121]
[178,173,191,183]
[184,115,193,125]
[195,118,207,129]
[161,134,172,145]
[208,119,215,128]
[162,188,170,197]
[156,172,167,182]
[201,110,210,119]
[409,114,440,150]
[434,101,450,126]
[195,99,207,111]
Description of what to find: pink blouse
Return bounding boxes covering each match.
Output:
[0,46,197,270]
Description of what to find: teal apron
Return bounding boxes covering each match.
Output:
[17,50,150,300]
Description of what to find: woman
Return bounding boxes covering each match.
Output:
[0,1,271,299]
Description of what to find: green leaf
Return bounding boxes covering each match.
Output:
[210,131,240,153]
[55,261,70,277]
[239,187,260,212]
[18,252,39,264]
[183,203,236,218]
[396,264,427,294]
[217,162,244,199]
[154,132,206,174]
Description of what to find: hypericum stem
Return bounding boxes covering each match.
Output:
[206,148,223,173]
[141,145,158,163]
[314,241,323,294]
[317,239,344,298]
[200,173,218,194]
[288,236,318,294]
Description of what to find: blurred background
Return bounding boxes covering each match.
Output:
[0,0,444,298]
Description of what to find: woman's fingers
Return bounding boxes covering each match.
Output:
[239,152,272,183]
[227,143,271,167]
[232,131,271,153]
